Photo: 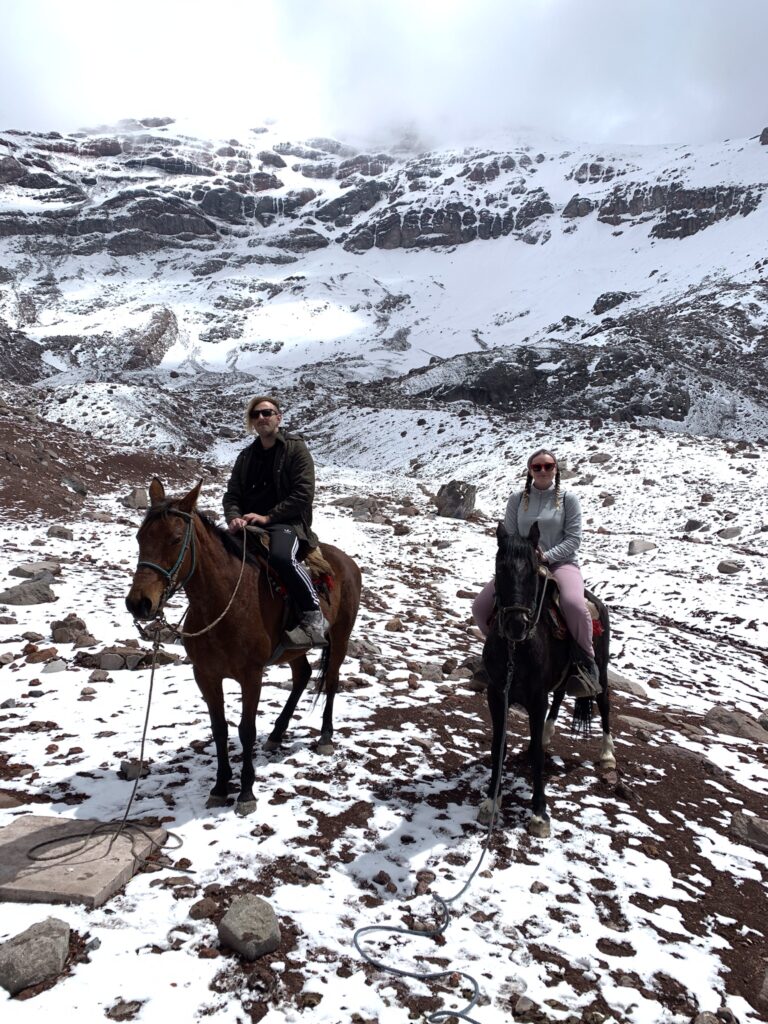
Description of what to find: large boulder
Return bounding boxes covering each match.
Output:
[436,480,477,519]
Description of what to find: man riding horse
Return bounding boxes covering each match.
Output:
[224,395,329,648]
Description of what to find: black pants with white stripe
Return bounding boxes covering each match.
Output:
[266,525,319,614]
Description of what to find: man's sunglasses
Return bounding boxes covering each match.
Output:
[530,463,556,472]
[250,409,278,419]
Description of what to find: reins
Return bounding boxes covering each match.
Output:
[134,512,251,642]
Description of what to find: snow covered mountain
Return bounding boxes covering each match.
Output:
[1,116,767,442]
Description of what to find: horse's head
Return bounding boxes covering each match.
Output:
[494,520,544,642]
[125,478,202,620]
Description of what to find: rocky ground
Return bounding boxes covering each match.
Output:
[0,405,767,1023]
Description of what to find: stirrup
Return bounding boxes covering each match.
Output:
[565,662,600,698]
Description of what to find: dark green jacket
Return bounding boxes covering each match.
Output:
[223,430,319,547]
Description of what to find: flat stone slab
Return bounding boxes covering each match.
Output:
[0,815,167,909]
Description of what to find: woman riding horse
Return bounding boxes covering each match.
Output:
[473,447,599,697]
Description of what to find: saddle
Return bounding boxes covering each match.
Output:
[245,525,335,601]
[539,566,604,641]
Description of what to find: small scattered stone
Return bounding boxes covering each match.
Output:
[42,658,67,673]
[189,897,218,920]
[47,525,74,540]
[514,994,536,1016]
[717,560,743,575]
[627,539,656,555]
[120,759,150,780]
[105,998,144,1021]
[0,581,57,605]
[730,811,768,853]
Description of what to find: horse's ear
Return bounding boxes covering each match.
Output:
[178,479,203,514]
[496,521,508,542]
[149,478,165,506]
[529,521,540,548]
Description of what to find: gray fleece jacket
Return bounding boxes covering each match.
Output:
[503,484,583,566]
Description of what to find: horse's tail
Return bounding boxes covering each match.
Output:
[311,641,332,704]
[570,697,594,738]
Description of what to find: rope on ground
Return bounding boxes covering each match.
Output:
[353,686,510,1024]
[26,641,183,871]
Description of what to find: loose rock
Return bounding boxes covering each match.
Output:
[0,917,70,995]
[217,894,280,960]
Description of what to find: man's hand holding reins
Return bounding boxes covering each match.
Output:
[228,513,270,532]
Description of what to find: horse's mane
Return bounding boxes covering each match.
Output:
[143,501,263,569]
[196,511,264,568]
[498,531,537,568]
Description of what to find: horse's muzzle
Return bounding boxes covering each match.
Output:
[497,606,530,642]
[125,592,157,620]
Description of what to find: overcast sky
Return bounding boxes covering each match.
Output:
[1,0,767,147]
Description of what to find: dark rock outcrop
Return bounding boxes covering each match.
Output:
[598,182,761,238]
[563,195,596,218]
[592,291,637,315]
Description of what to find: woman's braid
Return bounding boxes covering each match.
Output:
[523,473,533,510]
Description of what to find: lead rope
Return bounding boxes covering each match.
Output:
[27,637,182,869]
[353,669,513,1023]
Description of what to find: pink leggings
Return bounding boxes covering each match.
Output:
[472,562,594,657]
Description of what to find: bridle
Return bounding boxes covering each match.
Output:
[495,561,548,644]
[134,509,196,612]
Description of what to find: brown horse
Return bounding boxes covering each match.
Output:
[125,478,362,815]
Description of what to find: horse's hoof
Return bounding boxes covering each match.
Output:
[527,815,551,839]
[235,799,257,817]
[263,737,281,752]
[205,795,230,809]
[316,741,334,756]
[477,797,501,826]
[599,755,617,770]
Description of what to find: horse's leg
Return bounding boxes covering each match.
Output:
[235,668,263,816]
[264,655,312,751]
[318,635,349,755]
[594,615,615,769]
[194,669,232,808]
[478,681,507,824]
[527,695,551,838]
[543,686,565,750]
[595,675,615,769]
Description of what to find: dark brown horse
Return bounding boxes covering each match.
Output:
[125,478,362,815]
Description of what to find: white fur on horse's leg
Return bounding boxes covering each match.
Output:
[599,732,616,769]
[477,796,501,825]
[527,814,551,839]
[542,718,556,750]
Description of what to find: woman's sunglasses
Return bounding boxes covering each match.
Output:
[530,462,556,472]
[250,409,278,419]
